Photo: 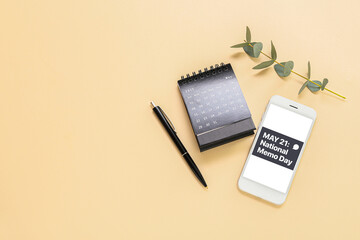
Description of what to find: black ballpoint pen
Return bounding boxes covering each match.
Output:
[150,101,208,188]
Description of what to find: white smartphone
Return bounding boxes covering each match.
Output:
[238,95,316,205]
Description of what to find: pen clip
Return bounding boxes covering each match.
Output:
[159,107,176,133]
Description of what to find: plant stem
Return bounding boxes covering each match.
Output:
[246,41,346,99]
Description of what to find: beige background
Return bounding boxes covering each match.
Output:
[0,0,359,239]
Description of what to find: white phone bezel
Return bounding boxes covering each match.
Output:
[238,95,316,205]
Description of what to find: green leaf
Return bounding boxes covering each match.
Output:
[307,80,322,92]
[243,42,263,58]
[253,60,275,69]
[283,61,293,76]
[271,41,277,60]
[246,26,251,42]
[243,44,253,56]
[307,61,311,79]
[230,43,249,48]
[321,78,328,90]
[274,61,294,77]
[298,81,308,95]
[253,42,263,57]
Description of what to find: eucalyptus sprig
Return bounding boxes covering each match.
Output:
[231,26,346,99]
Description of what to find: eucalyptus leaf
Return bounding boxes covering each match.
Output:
[246,26,251,42]
[243,42,263,58]
[253,42,263,57]
[298,81,308,95]
[271,41,277,60]
[283,61,293,76]
[230,43,249,48]
[321,78,328,90]
[307,61,311,79]
[307,80,322,92]
[253,60,275,69]
[274,61,294,77]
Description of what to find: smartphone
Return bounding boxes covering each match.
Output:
[238,95,316,205]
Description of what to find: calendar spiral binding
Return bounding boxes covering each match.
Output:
[180,62,229,82]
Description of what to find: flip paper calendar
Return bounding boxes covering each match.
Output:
[178,63,255,151]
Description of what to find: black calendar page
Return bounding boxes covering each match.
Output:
[178,64,251,136]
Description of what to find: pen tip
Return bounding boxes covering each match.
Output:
[205,186,208,189]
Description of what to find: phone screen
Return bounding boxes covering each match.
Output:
[242,103,313,193]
